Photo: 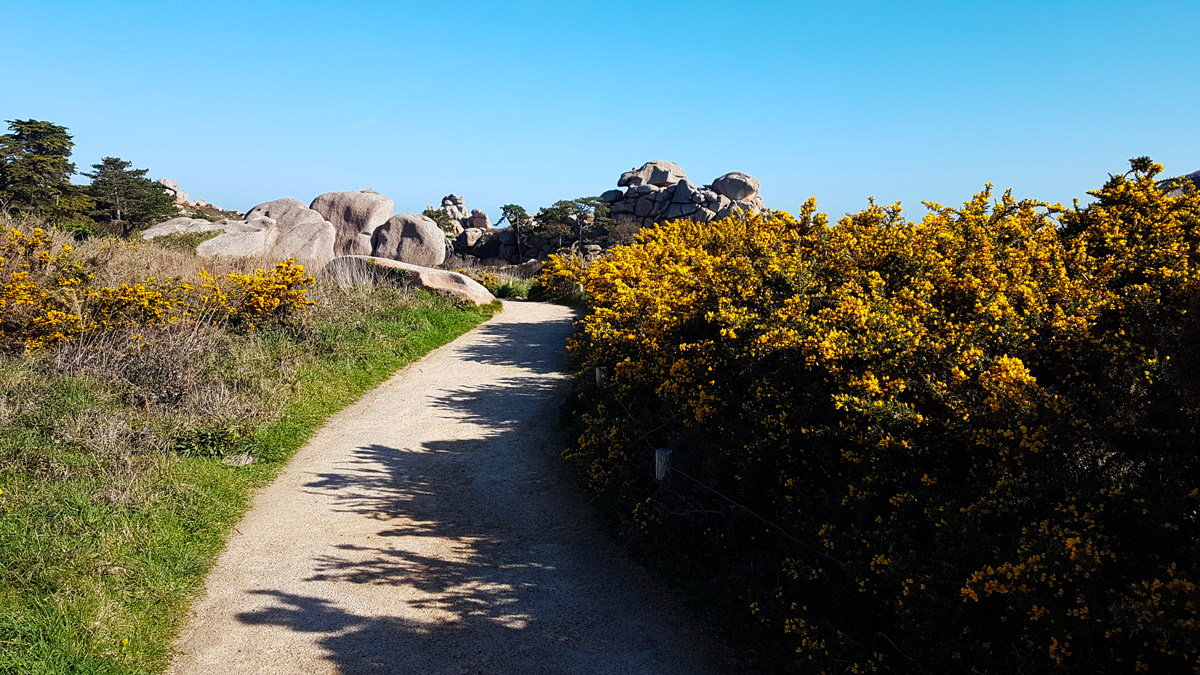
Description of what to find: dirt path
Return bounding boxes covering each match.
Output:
[169,300,719,675]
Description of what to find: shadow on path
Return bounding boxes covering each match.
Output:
[220,306,714,674]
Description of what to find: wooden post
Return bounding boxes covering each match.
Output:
[655,448,672,481]
[595,366,608,387]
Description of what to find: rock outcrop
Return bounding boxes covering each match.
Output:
[324,256,495,305]
[605,161,765,229]
[157,178,190,205]
[144,190,463,270]
[142,217,261,240]
[619,160,687,188]
[428,194,492,232]
[196,228,269,259]
[246,198,326,228]
[711,171,761,202]
[470,208,492,230]
[455,228,485,250]
[155,178,243,218]
[153,197,338,266]
[262,217,337,264]
[370,214,446,267]
[191,213,337,266]
[310,191,396,256]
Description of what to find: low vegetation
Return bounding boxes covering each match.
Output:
[0,221,497,673]
[553,159,1200,673]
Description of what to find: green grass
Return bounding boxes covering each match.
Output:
[0,293,497,674]
[491,277,537,298]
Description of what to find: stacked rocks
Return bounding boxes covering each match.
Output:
[603,161,765,228]
[157,178,190,205]
[427,194,493,234]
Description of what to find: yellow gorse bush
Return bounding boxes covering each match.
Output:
[198,260,315,329]
[0,227,314,351]
[562,161,1200,673]
[538,250,590,297]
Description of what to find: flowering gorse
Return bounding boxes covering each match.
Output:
[562,161,1200,673]
[0,226,314,351]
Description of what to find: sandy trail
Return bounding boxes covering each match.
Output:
[168,300,717,675]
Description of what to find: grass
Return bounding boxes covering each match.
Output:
[0,234,498,674]
[140,231,220,253]
[491,277,537,298]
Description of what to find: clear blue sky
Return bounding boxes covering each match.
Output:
[2,0,1197,222]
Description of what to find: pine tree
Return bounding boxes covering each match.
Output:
[84,157,176,237]
[0,119,93,224]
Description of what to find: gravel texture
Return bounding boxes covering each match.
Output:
[168,299,719,675]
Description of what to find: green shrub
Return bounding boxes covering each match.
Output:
[423,208,457,236]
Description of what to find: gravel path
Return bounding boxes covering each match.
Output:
[168,300,718,675]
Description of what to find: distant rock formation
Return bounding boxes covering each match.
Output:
[155,178,244,219]
[428,194,492,233]
[605,161,765,229]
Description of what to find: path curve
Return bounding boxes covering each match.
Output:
[169,300,718,675]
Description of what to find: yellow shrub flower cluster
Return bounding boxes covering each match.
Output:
[1,227,314,350]
[199,260,315,329]
[538,250,590,297]
[561,161,1200,673]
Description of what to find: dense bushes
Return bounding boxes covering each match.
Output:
[1,227,314,351]
[558,160,1200,673]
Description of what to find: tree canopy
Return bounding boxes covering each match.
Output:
[0,119,93,224]
[84,157,176,236]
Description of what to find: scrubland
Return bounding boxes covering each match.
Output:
[0,222,497,673]
[546,160,1200,674]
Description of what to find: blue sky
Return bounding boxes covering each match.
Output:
[2,0,1197,222]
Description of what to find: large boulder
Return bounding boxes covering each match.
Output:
[263,218,336,266]
[618,160,686,188]
[142,217,220,239]
[710,169,758,200]
[193,215,335,266]
[156,178,190,205]
[196,228,270,259]
[370,214,447,267]
[310,191,395,257]
[711,172,760,202]
[470,208,492,230]
[324,256,495,305]
[142,217,266,240]
[246,198,326,228]
[456,228,485,249]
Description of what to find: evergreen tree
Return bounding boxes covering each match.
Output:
[501,203,533,258]
[422,207,457,236]
[0,119,93,224]
[84,157,176,237]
